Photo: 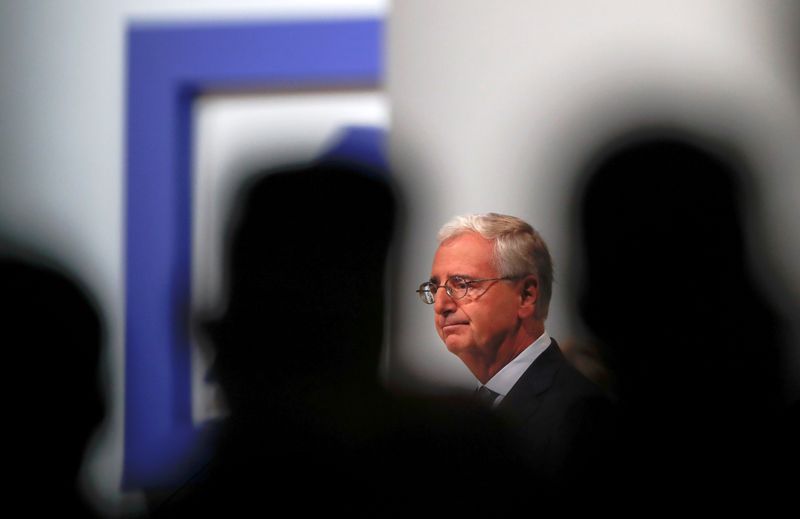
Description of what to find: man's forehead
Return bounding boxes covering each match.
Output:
[431,232,496,278]
[441,230,493,246]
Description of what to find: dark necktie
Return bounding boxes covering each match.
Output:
[475,385,499,408]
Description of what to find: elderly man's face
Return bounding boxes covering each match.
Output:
[430,232,522,362]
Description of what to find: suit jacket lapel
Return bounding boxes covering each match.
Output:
[496,339,565,423]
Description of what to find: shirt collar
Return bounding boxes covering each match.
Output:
[481,331,551,404]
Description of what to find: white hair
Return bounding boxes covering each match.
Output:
[438,213,553,319]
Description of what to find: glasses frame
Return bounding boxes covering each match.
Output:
[416,275,519,304]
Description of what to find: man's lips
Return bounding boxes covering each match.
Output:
[441,321,468,331]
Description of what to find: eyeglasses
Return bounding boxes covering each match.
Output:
[416,275,517,304]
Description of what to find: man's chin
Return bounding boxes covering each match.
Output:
[444,337,470,355]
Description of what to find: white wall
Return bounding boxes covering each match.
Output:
[388,1,800,392]
[0,1,387,516]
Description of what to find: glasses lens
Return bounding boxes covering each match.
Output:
[418,283,435,304]
[446,276,469,299]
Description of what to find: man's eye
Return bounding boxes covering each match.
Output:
[451,278,469,289]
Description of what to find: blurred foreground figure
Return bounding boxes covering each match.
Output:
[1,251,104,517]
[155,162,526,517]
[417,213,616,493]
[577,134,798,505]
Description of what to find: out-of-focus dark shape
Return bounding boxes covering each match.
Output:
[574,129,798,503]
[153,160,529,517]
[1,247,104,517]
[557,336,615,394]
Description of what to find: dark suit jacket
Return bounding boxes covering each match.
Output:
[496,339,616,486]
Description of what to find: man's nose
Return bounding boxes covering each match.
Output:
[433,286,455,315]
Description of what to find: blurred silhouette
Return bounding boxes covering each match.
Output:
[1,248,105,517]
[574,130,797,504]
[153,160,531,517]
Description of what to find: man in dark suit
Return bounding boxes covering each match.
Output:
[418,213,615,489]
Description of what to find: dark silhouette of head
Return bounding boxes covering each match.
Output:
[577,132,782,399]
[209,160,396,419]
[154,160,404,514]
[573,129,793,500]
[1,252,104,515]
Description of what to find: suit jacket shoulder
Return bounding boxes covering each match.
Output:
[497,339,616,481]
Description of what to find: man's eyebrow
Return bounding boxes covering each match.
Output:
[450,273,474,280]
[429,273,475,284]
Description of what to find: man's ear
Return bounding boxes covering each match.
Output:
[518,275,539,319]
